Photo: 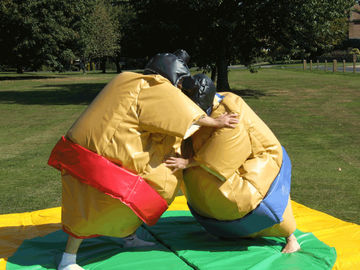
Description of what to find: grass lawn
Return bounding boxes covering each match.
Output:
[0,68,359,225]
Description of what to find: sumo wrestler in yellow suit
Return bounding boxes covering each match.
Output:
[165,74,300,254]
[48,54,238,270]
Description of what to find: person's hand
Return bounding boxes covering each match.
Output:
[195,113,239,128]
[164,157,189,173]
[214,113,238,128]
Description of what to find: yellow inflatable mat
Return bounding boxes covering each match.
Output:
[0,196,359,270]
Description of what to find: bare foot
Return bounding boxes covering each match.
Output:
[282,234,301,253]
[123,234,156,248]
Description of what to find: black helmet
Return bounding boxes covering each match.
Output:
[189,74,216,115]
[173,49,190,64]
[144,53,190,86]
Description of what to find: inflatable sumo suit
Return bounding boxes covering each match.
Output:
[182,74,297,238]
[48,53,205,238]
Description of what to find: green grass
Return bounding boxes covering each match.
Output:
[0,69,359,225]
[0,71,115,212]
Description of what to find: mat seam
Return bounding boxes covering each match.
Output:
[141,224,198,270]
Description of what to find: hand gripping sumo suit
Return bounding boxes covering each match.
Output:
[182,74,297,238]
[48,53,205,238]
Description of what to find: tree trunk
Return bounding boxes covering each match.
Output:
[211,65,217,82]
[101,57,106,73]
[16,64,24,74]
[216,43,230,91]
[115,60,122,73]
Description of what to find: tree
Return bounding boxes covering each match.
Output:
[262,0,355,61]
[109,1,136,73]
[124,0,354,90]
[83,0,120,73]
[0,0,93,72]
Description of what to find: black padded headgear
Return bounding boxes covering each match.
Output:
[144,53,191,86]
[181,76,199,97]
[189,74,216,115]
[173,49,190,64]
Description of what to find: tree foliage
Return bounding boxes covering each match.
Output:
[0,0,355,80]
[124,0,355,90]
[264,0,355,61]
[0,0,93,72]
[83,0,120,73]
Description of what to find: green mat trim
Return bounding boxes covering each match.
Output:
[7,210,336,270]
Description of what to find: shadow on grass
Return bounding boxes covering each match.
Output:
[0,83,106,105]
[0,83,269,105]
[0,76,64,81]
[228,88,268,98]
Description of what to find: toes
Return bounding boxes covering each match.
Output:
[281,243,301,253]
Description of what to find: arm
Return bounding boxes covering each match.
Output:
[195,113,238,128]
[164,157,199,173]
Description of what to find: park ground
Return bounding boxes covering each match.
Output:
[0,66,359,224]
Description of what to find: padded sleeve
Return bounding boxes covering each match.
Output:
[138,82,205,138]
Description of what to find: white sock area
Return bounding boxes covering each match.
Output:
[58,264,84,270]
[59,252,76,266]
[58,253,84,270]
[123,233,156,248]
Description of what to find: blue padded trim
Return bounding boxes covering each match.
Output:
[189,147,292,238]
[207,93,225,116]
[215,93,225,101]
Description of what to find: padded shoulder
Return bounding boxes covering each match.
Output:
[138,79,205,138]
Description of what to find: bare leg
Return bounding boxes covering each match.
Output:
[282,234,301,253]
[64,236,83,254]
[58,236,84,270]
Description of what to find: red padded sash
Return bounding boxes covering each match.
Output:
[48,136,168,226]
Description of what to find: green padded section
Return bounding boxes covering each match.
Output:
[6,228,191,270]
[7,210,336,269]
[145,211,336,270]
